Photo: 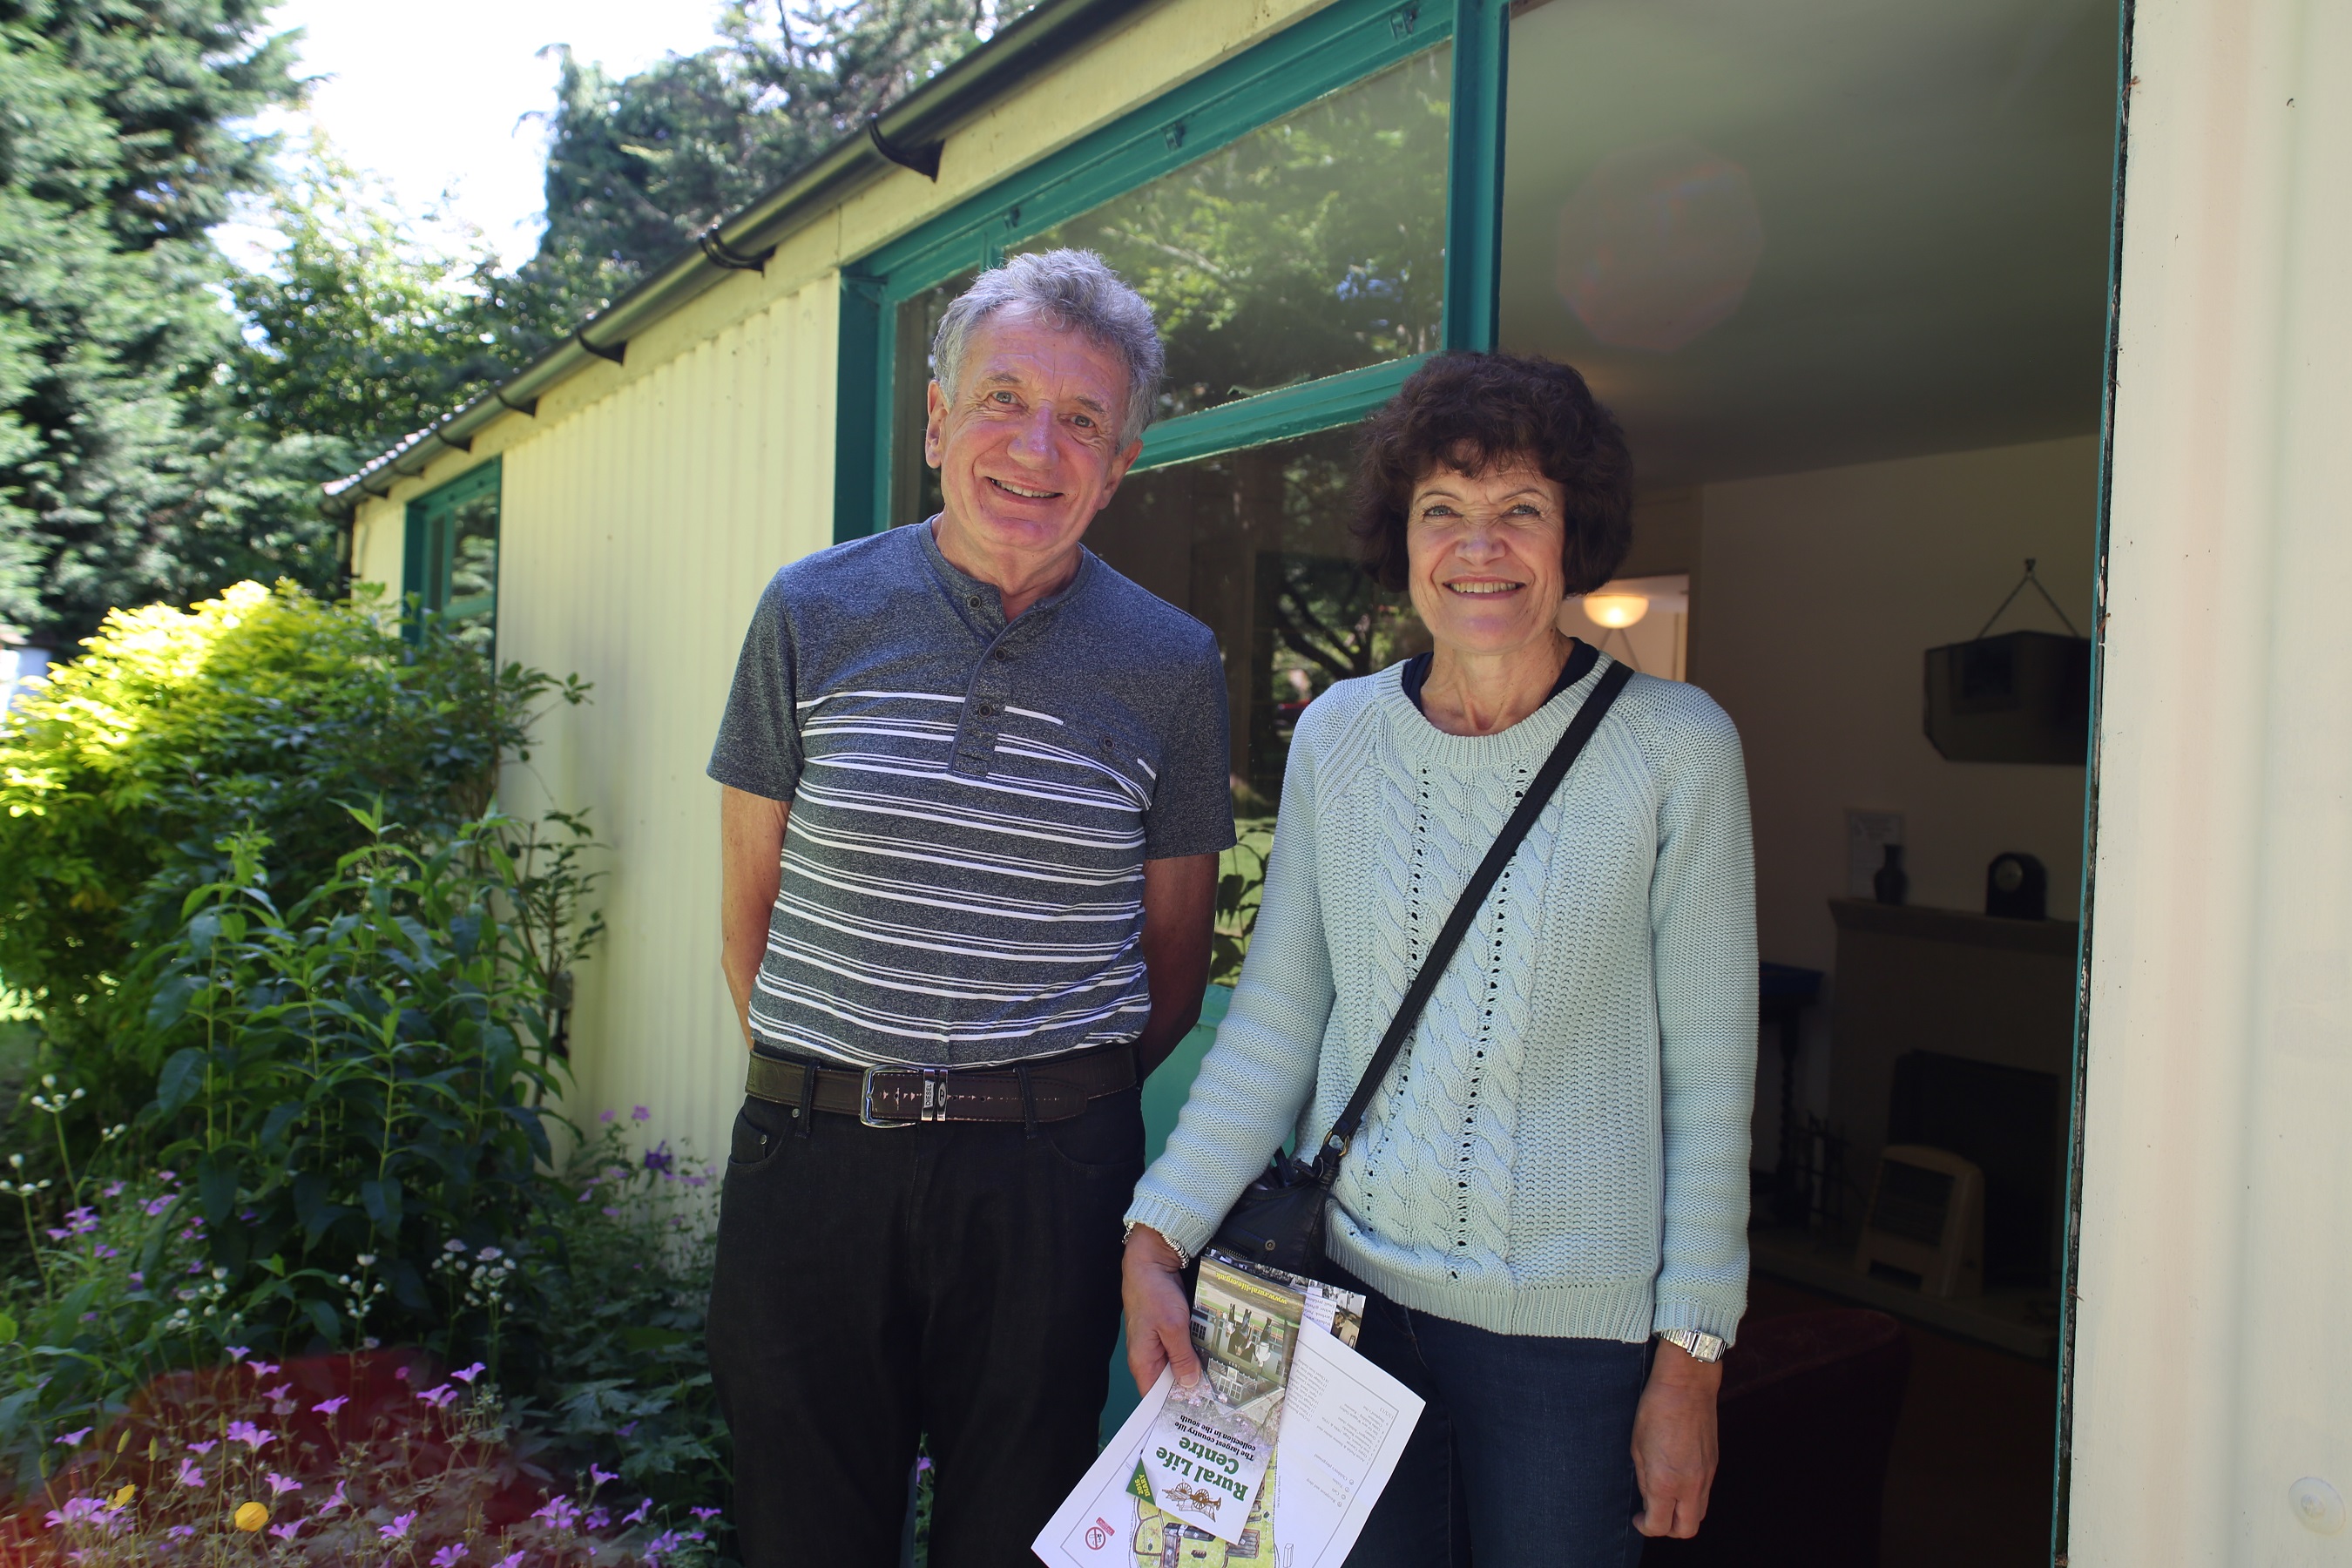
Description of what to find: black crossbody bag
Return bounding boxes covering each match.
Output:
[1209,660,1635,1278]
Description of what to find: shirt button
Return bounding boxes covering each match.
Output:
[975,703,996,716]
[993,648,1010,662]
[967,595,983,609]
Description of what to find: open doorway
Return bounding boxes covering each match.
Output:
[1497,0,2117,1562]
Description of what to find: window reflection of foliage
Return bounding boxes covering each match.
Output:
[1024,48,1451,418]
[441,497,499,653]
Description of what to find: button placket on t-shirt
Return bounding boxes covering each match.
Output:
[951,616,1031,778]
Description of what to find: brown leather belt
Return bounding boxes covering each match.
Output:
[743,1043,1136,1127]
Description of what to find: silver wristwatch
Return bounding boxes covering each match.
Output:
[1657,1327,1727,1363]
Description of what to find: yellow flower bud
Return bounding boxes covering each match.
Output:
[109,1484,134,1508]
[233,1500,269,1531]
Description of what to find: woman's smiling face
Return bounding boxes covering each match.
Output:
[1403,458,1570,659]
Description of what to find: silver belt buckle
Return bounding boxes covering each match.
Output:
[860,1066,946,1128]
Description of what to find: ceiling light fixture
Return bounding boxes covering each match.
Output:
[1582,592,1650,629]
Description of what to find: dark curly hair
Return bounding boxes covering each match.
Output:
[1352,351,1633,596]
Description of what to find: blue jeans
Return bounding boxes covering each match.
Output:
[1342,1287,1651,1568]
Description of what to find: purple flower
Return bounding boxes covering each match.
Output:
[91,1244,116,1260]
[168,1524,196,1539]
[319,1479,348,1514]
[631,1105,651,1122]
[587,1464,618,1488]
[127,1271,143,1286]
[186,1440,216,1456]
[269,1520,300,1540]
[248,1360,280,1377]
[142,1196,173,1218]
[688,1506,723,1522]
[622,1497,652,1525]
[644,1531,686,1562]
[614,1421,639,1437]
[226,1419,274,1450]
[643,1142,674,1175]
[602,1205,621,1218]
[416,1383,458,1409]
[174,1459,203,1489]
[312,1396,349,1416]
[260,1382,290,1402]
[44,1497,105,1529]
[44,1228,67,1241]
[496,1554,525,1568]
[599,1110,616,1124]
[431,1547,469,1567]
[99,1181,123,1199]
[54,1427,91,1447]
[265,1471,301,1498]
[533,1495,580,1531]
[379,1510,417,1541]
[584,1505,612,1530]
[450,1362,487,1384]
[225,1345,249,1362]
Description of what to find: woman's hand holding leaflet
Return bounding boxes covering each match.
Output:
[1122,1226,1202,1395]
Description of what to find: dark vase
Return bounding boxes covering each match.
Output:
[1873,844,1909,906]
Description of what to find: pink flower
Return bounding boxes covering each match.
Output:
[44,1497,106,1529]
[174,1458,203,1488]
[431,1547,469,1567]
[225,1419,273,1450]
[395,1366,411,1382]
[312,1396,349,1416]
[260,1382,290,1402]
[265,1471,301,1497]
[248,1361,280,1377]
[268,1521,300,1540]
[186,1440,216,1456]
[689,1506,722,1521]
[380,1511,417,1541]
[450,1362,487,1384]
[587,1464,618,1489]
[100,1181,123,1199]
[318,1480,348,1514]
[622,1497,652,1525]
[496,1554,525,1568]
[225,1346,249,1362]
[584,1505,611,1530]
[532,1495,580,1531]
[53,1427,91,1447]
[416,1383,458,1409]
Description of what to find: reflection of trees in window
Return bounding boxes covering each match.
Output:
[1025,48,1450,420]
[443,504,499,654]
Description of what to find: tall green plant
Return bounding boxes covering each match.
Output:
[0,581,585,1067]
[133,808,597,1362]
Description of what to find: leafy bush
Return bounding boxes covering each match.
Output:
[133,814,581,1365]
[0,580,585,1056]
[1209,819,1276,989]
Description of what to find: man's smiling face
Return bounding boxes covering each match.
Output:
[925,306,1142,578]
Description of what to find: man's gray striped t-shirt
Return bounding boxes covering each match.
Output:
[707,521,1235,1068]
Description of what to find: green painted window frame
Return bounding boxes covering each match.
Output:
[401,457,503,649]
[832,0,1510,542]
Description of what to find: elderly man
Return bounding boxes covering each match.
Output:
[704,250,1233,1566]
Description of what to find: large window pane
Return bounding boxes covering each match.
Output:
[889,46,1451,527]
[405,476,500,655]
[1083,426,1427,802]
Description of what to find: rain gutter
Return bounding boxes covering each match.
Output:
[328,0,1153,508]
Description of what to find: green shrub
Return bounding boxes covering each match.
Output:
[0,580,585,1054]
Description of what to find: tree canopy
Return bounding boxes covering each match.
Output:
[0,0,1009,646]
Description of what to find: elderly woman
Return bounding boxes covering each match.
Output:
[1121,352,1756,1565]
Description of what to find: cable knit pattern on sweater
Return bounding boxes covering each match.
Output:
[1127,655,1758,1342]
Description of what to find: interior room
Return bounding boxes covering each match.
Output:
[1499,0,2114,1561]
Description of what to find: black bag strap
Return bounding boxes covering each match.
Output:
[1308,658,1636,1175]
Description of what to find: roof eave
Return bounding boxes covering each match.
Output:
[327,0,1153,511]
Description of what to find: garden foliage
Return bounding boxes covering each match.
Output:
[0,582,589,1137]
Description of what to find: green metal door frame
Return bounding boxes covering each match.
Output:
[832,0,1509,542]
[401,456,502,643]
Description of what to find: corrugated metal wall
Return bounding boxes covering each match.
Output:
[489,279,839,1163]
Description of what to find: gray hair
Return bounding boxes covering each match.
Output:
[930,249,1164,447]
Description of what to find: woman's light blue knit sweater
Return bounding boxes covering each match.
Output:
[1127,654,1757,1343]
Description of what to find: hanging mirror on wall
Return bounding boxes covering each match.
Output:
[1923,559,2091,764]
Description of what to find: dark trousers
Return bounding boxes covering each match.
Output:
[706,1076,1143,1568]
[1341,1286,1652,1568]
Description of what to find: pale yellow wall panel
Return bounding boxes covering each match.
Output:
[2072,0,2352,1558]
[453,287,839,1166]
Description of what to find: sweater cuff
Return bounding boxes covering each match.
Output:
[1124,1193,1219,1265]
[1652,1294,1744,1347]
